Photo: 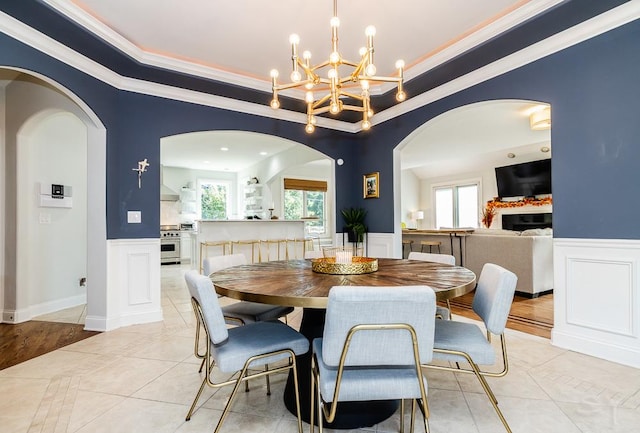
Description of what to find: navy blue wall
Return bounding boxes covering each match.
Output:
[0,33,360,238]
[363,19,640,239]
[2,18,639,240]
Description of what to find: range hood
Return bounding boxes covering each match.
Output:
[160,165,180,201]
[161,184,179,201]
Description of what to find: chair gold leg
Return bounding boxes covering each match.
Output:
[213,371,248,433]
[400,399,405,433]
[468,361,512,432]
[265,364,271,396]
[410,399,416,433]
[186,376,208,421]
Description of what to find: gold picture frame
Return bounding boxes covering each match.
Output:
[363,172,379,199]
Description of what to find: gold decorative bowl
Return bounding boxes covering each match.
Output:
[311,257,378,275]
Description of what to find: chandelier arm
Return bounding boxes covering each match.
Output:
[311,60,332,71]
[311,93,332,110]
[356,75,402,84]
[339,104,366,113]
[273,81,314,91]
[311,105,332,115]
[340,91,364,101]
[341,60,361,68]
[296,59,320,82]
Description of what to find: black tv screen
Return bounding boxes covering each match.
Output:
[495,159,551,198]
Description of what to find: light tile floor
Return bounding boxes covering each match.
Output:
[3,264,640,433]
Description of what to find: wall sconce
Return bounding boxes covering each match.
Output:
[530,107,551,130]
[132,158,149,189]
[411,210,424,229]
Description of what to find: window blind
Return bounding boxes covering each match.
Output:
[284,178,327,192]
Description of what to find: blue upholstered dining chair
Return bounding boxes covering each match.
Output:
[183,271,309,433]
[425,263,517,433]
[310,285,436,433]
[407,251,457,320]
[203,253,294,326]
[200,253,295,395]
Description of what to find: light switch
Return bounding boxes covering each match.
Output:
[39,213,51,224]
[127,211,142,223]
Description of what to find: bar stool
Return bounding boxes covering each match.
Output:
[231,240,261,263]
[402,240,413,258]
[199,241,230,273]
[260,239,288,262]
[420,240,441,253]
[286,238,314,259]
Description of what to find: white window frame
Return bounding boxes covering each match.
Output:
[196,178,233,220]
[431,177,482,229]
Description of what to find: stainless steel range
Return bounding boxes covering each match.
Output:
[160,224,181,264]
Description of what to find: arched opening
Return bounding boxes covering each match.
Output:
[159,130,337,265]
[0,68,107,330]
[394,99,553,335]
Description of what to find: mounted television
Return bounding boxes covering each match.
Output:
[495,159,551,198]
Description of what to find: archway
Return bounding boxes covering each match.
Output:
[393,99,553,335]
[0,68,107,330]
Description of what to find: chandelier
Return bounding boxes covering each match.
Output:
[269,0,406,133]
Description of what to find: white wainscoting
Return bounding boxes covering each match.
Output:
[85,238,162,331]
[553,238,640,368]
[335,232,398,259]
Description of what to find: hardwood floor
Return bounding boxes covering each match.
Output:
[448,292,554,338]
[0,321,99,370]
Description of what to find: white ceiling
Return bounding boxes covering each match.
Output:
[45,0,555,176]
[48,0,559,92]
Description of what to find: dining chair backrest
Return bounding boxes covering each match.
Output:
[472,263,518,335]
[185,270,229,344]
[322,285,436,367]
[203,253,247,276]
[407,251,455,265]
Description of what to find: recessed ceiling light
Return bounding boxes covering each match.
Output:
[203,160,210,164]
[220,147,229,151]
[507,153,516,158]
[541,146,550,153]
[259,151,267,156]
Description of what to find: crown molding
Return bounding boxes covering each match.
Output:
[2,2,639,134]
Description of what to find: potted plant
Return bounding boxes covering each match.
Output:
[341,207,368,243]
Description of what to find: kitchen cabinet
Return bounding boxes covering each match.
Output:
[180,231,193,263]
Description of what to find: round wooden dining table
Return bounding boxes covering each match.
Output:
[210,258,476,429]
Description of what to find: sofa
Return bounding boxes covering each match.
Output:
[463,228,553,296]
[402,228,553,296]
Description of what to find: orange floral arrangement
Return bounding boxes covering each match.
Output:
[481,205,496,228]
[486,196,552,210]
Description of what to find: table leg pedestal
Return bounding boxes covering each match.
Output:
[283,308,399,429]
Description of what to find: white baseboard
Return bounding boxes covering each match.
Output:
[553,238,640,368]
[28,293,86,318]
[84,309,163,332]
[2,308,31,324]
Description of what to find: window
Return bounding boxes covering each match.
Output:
[283,178,327,236]
[433,182,479,228]
[197,179,231,220]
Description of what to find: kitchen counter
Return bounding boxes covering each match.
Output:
[194,220,306,270]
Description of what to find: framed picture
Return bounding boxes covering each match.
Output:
[363,172,380,199]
